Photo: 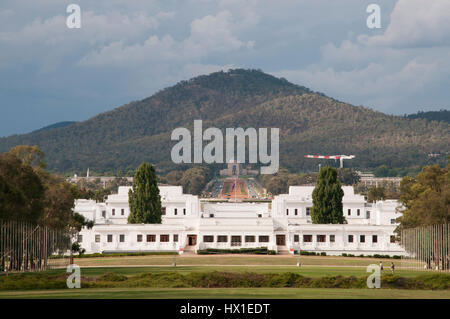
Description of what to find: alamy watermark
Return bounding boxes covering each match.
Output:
[66,4,81,29]
[171,120,279,174]
[366,4,381,29]
[366,264,381,288]
[66,264,81,288]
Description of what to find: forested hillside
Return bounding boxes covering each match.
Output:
[0,69,448,174]
[406,110,450,124]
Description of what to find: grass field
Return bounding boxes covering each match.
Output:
[0,287,448,299]
[1,255,448,299]
[71,254,420,269]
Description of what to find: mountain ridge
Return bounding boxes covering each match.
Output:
[0,69,448,173]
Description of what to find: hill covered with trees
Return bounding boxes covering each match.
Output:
[406,109,450,124]
[0,69,448,174]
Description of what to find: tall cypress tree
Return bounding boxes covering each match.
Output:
[311,166,346,224]
[128,162,162,224]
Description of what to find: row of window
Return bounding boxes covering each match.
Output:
[100,207,187,218]
[203,235,270,243]
[347,209,361,216]
[79,234,269,244]
[78,234,179,243]
[294,234,396,244]
[161,207,186,216]
[286,207,311,216]
[286,208,367,218]
[79,234,396,244]
[101,208,126,218]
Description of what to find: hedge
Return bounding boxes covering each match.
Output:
[1,271,449,290]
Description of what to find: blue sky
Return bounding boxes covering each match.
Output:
[0,0,449,137]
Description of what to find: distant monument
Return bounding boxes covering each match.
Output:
[219,160,258,176]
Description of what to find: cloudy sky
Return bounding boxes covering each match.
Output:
[0,0,449,137]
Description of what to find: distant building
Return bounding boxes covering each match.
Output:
[219,161,258,176]
[359,177,402,188]
[74,185,405,256]
[356,171,402,188]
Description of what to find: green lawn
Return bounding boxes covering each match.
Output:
[0,287,448,299]
[71,254,421,268]
[70,265,427,278]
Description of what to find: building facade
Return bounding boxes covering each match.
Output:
[74,185,406,256]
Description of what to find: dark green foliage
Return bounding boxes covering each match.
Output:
[100,272,128,282]
[0,69,448,174]
[398,164,449,228]
[0,153,45,223]
[128,163,162,224]
[311,167,346,224]
[406,109,450,124]
[367,186,387,202]
[2,271,449,290]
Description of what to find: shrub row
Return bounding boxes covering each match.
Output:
[299,251,326,256]
[49,251,178,259]
[197,247,277,255]
[297,251,401,259]
[1,271,449,290]
[341,253,402,259]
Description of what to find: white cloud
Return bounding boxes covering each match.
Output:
[359,0,450,48]
[274,0,450,113]
[79,10,255,67]
[183,10,255,56]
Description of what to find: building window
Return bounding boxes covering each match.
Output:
[203,235,214,243]
[112,209,115,216]
[119,234,125,243]
[294,209,298,216]
[390,219,396,224]
[245,236,255,243]
[347,209,351,216]
[286,209,289,216]
[330,235,335,242]
[137,234,143,242]
[174,208,177,216]
[306,207,311,216]
[348,235,354,243]
[107,234,113,243]
[390,235,396,243]
[102,211,106,218]
[95,234,100,243]
[258,236,269,243]
[366,211,370,219]
[218,235,228,242]
[303,235,312,243]
[357,209,360,216]
[360,235,365,243]
[147,234,156,242]
[77,235,83,243]
[160,234,170,242]
[161,207,166,215]
[231,236,241,246]
[317,235,326,243]
[183,208,186,215]
[121,208,125,216]
[294,234,299,242]
[372,235,378,243]
[173,234,179,242]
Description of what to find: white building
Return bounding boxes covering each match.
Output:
[74,185,406,256]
